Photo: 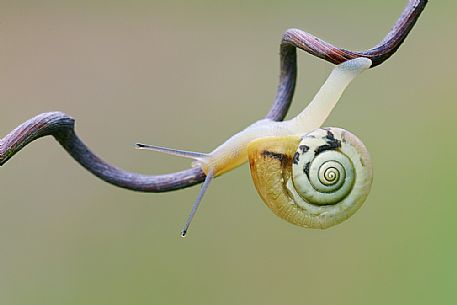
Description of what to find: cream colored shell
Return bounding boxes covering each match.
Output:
[247,128,372,229]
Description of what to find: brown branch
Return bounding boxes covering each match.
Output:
[0,112,205,192]
[0,0,427,192]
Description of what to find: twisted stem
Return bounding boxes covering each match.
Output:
[0,0,427,192]
[267,0,428,121]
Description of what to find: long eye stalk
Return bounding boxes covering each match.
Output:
[136,143,214,236]
[181,171,214,237]
[135,143,208,160]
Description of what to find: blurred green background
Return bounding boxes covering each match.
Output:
[1,1,455,304]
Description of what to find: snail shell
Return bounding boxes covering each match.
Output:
[247,127,372,229]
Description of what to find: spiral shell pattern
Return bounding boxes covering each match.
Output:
[247,127,372,229]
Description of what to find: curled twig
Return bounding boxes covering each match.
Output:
[267,0,428,121]
[0,0,427,192]
[0,112,205,192]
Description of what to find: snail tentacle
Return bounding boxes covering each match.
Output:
[135,143,208,160]
[181,170,215,237]
[134,141,215,236]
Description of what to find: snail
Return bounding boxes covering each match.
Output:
[137,57,373,235]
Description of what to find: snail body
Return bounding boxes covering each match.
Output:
[138,57,373,234]
[196,57,373,177]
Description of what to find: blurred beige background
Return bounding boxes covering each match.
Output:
[1,1,455,304]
